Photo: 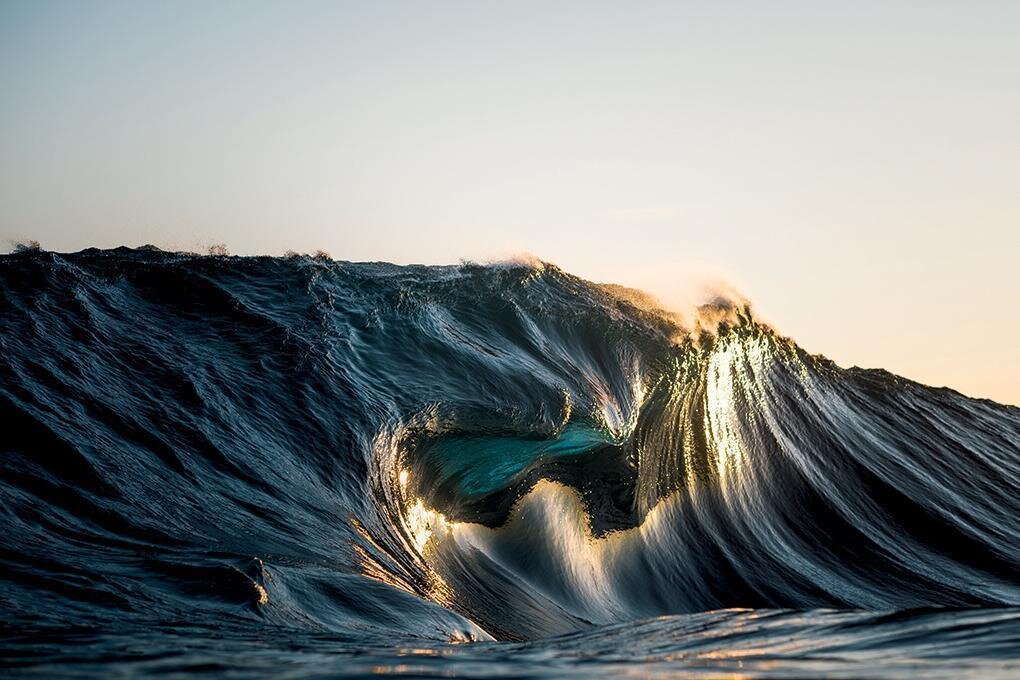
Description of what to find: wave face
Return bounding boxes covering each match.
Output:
[1,247,1018,677]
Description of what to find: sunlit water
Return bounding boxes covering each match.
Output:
[1,247,1018,677]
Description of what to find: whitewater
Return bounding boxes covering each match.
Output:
[1,247,1018,677]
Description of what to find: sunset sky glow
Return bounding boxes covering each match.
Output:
[2,1,1018,403]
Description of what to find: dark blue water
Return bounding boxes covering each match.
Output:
[2,246,1018,677]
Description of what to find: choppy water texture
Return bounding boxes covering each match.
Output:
[1,247,1018,677]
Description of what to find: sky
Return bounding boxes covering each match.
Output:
[1,1,1018,404]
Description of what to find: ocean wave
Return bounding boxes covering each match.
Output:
[1,246,1017,674]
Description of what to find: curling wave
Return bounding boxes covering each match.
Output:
[1,246,1018,675]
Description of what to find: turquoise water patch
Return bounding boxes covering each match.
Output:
[418,421,617,497]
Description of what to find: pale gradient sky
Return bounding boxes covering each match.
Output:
[2,1,1018,404]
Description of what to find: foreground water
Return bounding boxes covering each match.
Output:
[1,248,1018,677]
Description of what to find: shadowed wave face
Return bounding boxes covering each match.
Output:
[1,247,1018,677]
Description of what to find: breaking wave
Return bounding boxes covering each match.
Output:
[1,247,1018,676]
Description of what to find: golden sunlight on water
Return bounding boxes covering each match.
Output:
[706,344,744,480]
[404,499,457,555]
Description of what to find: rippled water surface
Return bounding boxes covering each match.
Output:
[2,248,1018,677]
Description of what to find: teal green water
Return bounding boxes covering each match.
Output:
[419,421,616,496]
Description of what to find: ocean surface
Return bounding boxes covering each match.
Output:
[1,246,1018,678]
